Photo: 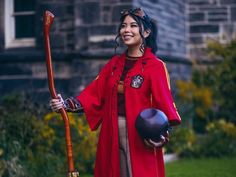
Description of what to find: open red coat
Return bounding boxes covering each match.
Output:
[77,48,181,177]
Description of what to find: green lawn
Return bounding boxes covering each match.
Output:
[165,157,236,177]
[80,157,236,177]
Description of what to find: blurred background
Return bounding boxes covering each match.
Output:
[0,0,235,177]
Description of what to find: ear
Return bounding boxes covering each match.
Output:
[144,29,151,38]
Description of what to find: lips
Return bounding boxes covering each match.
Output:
[123,35,133,40]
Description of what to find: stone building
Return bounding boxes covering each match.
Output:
[0,0,235,102]
[188,0,236,59]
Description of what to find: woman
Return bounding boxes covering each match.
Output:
[50,8,181,177]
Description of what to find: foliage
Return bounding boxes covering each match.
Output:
[198,119,236,157]
[204,44,236,123]
[172,39,236,157]
[203,39,236,122]
[0,94,45,177]
[166,127,197,157]
[176,38,236,132]
[0,94,98,177]
[167,119,236,158]
[176,80,213,131]
[43,112,98,173]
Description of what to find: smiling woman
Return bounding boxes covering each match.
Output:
[49,7,181,177]
[115,8,158,56]
[119,16,148,57]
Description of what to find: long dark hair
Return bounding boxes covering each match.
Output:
[115,8,158,54]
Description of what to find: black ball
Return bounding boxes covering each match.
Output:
[135,108,169,142]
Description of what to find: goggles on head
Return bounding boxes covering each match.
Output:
[120,8,152,29]
[121,8,145,19]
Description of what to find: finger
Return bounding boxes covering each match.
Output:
[149,139,162,147]
[50,102,64,111]
[149,139,164,148]
[50,101,64,107]
[162,132,170,144]
[58,94,62,100]
[50,101,61,109]
[51,107,59,112]
[50,99,61,103]
[51,104,63,110]
[160,135,165,142]
[144,139,153,148]
[51,105,63,110]
[58,94,65,103]
[165,131,170,138]
[160,135,168,145]
[50,99,64,106]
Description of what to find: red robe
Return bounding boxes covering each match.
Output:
[77,48,181,177]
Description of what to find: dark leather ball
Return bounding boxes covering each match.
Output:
[135,108,169,141]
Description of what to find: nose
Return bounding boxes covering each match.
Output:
[124,26,131,32]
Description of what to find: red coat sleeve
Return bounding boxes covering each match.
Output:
[76,60,112,131]
[150,60,181,126]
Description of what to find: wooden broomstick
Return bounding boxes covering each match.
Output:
[43,11,79,177]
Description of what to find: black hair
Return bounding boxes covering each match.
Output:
[115,12,158,54]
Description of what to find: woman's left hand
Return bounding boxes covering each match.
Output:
[144,131,169,148]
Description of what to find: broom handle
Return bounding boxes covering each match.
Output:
[43,10,79,177]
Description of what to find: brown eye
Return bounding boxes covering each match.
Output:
[120,24,126,29]
[131,24,138,28]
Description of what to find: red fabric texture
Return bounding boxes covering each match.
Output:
[77,48,181,177]
[118,59,138,116]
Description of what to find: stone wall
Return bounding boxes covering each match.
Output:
[74,0,132,54]
[188,0,236,59]
[0,0,191,102]
[36,0,75,53]
[0,0,4,50]
[133,0,187,59]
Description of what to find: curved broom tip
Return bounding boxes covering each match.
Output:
[43,10,55,32]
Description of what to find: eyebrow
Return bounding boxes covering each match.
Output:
[122,22,138,25]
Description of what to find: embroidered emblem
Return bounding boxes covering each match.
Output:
[131,75,144,88]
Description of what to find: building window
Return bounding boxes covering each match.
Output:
[4,0,36,48]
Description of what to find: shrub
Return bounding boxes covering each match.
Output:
[168,119,236,158]
[43,112,98,173]
[198,119,236,157]
[176,80,213,132]
[166,127,197,157]
[0,94,98,176]
[176,38,236,134]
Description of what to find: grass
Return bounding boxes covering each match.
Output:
[165,157,236,177]
[79,157,236,177]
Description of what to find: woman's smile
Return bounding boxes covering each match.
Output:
[123,34,134,41]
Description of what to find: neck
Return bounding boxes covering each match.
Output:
[127,46,143,58]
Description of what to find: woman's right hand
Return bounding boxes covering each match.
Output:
[144,131,170,148]
[49,94,64,112]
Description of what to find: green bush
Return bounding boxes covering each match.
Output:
[201,39,236,124]
[175,80,213,133]
[0,94,44,177]
[198,119,236,157]
[175,38,236,133]
[168,120,236,158]
[43,112,98,174]
[166,127,197,157]
[0,94,98,177]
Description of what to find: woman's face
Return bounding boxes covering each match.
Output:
[119,15,143,48]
